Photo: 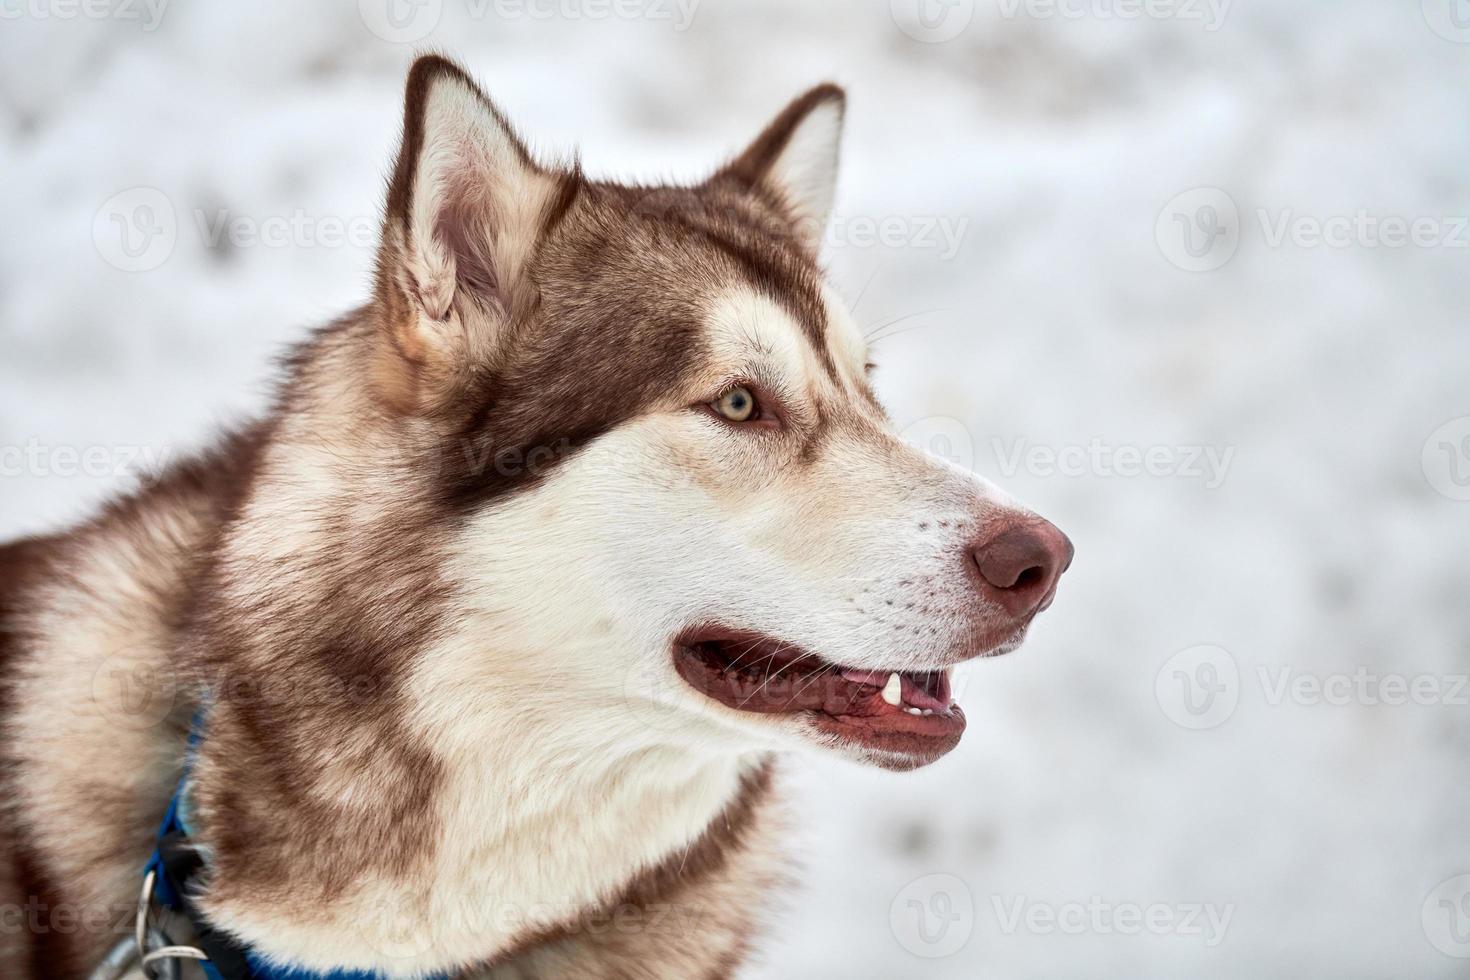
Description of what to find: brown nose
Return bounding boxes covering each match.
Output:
[970,518,1074,618]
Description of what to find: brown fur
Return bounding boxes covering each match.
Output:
[480,761,783,980]
[1,56,844,979]
[1,429,266,977]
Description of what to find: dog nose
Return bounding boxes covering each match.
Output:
[970,518,1074,617]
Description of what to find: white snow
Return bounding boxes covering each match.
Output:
[2,1,1467,976]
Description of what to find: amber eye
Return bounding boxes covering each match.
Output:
[713,386,758,422]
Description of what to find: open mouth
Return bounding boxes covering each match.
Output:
[672,627,966,763]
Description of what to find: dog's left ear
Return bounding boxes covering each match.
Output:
[714,84,845,253]
[372,55,556,412]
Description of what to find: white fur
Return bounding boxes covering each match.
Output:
[764,96,843,248]
[3,73,1058,980]
[183,281,1036,974]
[396,70,555,371]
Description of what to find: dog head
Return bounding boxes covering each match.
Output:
[358,56,1071,771]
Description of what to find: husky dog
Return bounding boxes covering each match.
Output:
[0,56,1071,979]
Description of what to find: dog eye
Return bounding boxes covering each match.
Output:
[713,386,759,422]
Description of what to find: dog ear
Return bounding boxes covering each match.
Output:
[714,84,845,253]
[373,55,552,412]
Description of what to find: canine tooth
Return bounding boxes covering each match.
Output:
[881,672,902,707]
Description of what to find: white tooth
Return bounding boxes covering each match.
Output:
[921,709,933,716]
[881,672,903,707]
[906,706,922,716]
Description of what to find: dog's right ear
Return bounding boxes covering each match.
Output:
[372,55,550,413]
[713,84,845,255]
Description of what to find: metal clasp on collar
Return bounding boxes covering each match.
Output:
[87,868,212,980]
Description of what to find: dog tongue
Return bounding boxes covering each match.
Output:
[839,668,951,713]
[840,669,891,687]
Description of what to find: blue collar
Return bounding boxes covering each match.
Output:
[142,708,449,980]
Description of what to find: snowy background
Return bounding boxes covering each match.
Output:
[3,1,1468,976]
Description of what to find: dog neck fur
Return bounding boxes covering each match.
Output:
[175,58,844,974]
[0,52,1028,980]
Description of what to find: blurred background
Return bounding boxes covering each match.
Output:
[2,1,1468,976]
